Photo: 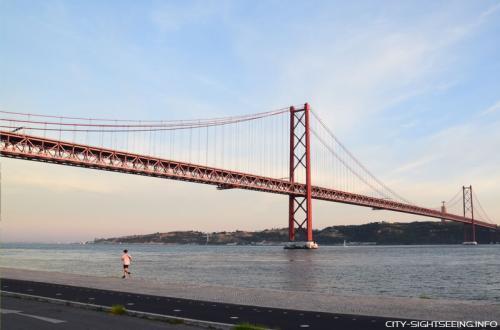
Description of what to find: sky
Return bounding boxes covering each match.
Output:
[1,0,499,242]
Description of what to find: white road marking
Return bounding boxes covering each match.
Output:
[230,316,238,319]
[20,313,66,324]
[300,325,310,328]
[173,309,181,312]
[127,303,135,306]
[1,309,66,324]
[1,309,22,314]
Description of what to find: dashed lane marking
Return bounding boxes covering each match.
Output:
[1,309,66,324]
[1,309,21,314]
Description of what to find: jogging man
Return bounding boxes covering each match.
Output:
[121,249,132,279]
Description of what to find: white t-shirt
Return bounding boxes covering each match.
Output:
[121,253,132,266]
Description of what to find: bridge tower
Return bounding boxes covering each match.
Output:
[440,201,446,223]
[462,185,476,244]
[288,103,314,245]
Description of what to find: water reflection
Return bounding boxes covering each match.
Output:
[282,249,318,292]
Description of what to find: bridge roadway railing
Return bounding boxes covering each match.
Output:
[1,131,497,230]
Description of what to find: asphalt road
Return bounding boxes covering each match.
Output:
[1,295,198,330]
[0,278,461,329]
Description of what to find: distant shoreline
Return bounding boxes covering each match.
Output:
[92,221,500,245]
[88,242,500,246]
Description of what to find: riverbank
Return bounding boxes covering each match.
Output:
[92,222,500,245]
[1,267,498,321]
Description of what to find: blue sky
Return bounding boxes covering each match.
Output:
[1,1,499,242]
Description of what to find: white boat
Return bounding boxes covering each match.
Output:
[462,241,478,245]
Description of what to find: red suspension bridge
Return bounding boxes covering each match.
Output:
[0,104,497,245]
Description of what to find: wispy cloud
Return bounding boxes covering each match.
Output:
[151,1,225,33]
[393,155,439,174]
[241,2,500,138]
[245,11,481,134]
[479,2,500,21]
[385,115,500,204]
[481,100,500,115]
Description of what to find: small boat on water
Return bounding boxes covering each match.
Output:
[462,241,478,245]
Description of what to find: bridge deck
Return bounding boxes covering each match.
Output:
[0,131,496,230]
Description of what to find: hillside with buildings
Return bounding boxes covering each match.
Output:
[93,221,498,245]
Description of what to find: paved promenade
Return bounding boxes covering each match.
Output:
[1,267,499,322]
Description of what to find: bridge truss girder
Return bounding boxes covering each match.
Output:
[0,131,497,231]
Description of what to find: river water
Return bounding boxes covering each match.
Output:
[1,243,499,302]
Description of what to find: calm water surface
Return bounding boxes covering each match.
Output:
[1,244,499,302]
